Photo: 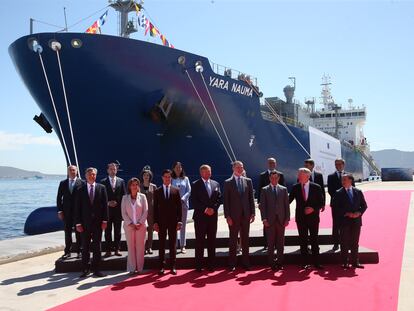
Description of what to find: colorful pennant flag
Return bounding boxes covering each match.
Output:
[85,10,108,34]
[149,23,159,37]
[135,3,141,14]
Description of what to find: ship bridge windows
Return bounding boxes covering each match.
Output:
[358,112,365,116]
[325,113,332,117]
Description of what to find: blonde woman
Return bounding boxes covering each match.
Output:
[121,178,148,274]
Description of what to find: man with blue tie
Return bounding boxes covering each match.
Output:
[224,161,255,271]
[331,174,368,269]
[75,167,108,278]
[153,169,182,275]
[57,165,84,259]
[259,170,290,271]
[190,164,222,272]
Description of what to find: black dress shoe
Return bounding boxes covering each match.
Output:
[195,268,202,272]
[332,244,339,251]
[314,264,324,270]
[352,263,365,269]
[301,264,311,270]
[104,251,111,258]
[242,265,251,271]
[93,271,106,277]
[207,266,214,272]
[158,268,165,275]
[79,270,90,278]
[341,263,350,269]
[114,251,122,257]
[61,252,70,259]
[229,266,236,272]
[170,268,177,275]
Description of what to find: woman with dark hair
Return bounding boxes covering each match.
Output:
[171,161,191,254]
[121,178,148,274]
[140,168,157,254]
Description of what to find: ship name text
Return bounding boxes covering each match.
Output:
[209,76,253,97]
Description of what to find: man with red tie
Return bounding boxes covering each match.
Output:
[289,168,324,269]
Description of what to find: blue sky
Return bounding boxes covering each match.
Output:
[0,0,413,174]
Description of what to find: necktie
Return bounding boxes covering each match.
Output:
[237,177,243,194]
[69,179,74,193]
[347,188,353,202]
[111,178,116,191]
[165,186,169,199]
[338,171,342,179]
[205,181,212,198]
[273,186,277,199]
[302,184,307,201]
[89,184,94,204]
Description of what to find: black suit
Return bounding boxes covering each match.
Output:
[310,171,325,206]
[57,178,84,254]
[153,185,182,269]
[75,183,108,271]
[257,170,285,248]
[289,182,324,265]
[331,187,367,265]
[327,171,355,245]
[100,176,126,252]
[190,178,222,270]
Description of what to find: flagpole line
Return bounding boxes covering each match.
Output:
[67,5,109,30]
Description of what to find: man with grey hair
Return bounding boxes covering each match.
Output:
[75,167,108,278]
[57,165,84,259]
[224,160,255,271]
[289,167,324,269]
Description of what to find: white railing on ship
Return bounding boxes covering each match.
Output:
[209,61,258,86]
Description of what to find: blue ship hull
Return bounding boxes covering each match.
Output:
[9,33,363,189]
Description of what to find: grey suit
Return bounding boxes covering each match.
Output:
[224,176,255,267]
[259,184,290,266]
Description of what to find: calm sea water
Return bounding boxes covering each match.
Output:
[0,178,62,240]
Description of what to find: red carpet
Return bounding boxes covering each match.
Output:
[50,190,412,311]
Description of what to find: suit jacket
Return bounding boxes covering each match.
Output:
[190,179,222,221]
[153,185,182,227]
[331,187,367,226]
[259,184,290,226]
[75,183,108,231]
[289,182,324,222]
[224,176,255,221]
[310,171,326,206]
[327,171,355,198]
[121,193,148,226]
[100,176,126,207]
[57,178,84,216]
[257,170,285,203]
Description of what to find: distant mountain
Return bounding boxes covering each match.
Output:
[0,166,65,179]
[371,149,414,169]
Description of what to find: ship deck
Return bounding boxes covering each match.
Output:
[0,180,413,310]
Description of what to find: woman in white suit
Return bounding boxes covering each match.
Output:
[121,178,148,274]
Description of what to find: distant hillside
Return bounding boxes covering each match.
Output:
[0,166,65,179]
[372,149,414,169]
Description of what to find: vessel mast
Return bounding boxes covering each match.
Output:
[109,0,141,38]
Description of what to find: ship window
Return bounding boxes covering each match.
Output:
[346,113,351,116]
[351,122,353,125]
[358,112,365,116]
[326,113,331,117]
[71,39,82,48]
[352,112,358,116]
[340,113,345,117]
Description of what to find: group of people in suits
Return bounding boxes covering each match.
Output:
[56,156,368,277]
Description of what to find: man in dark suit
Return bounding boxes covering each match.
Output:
[57,165,84,259]
[259,170,290,270]
[331,174,367,269]
[153,169,182,275]
[100,163,126,257]
[327,158,355,250]
[304,158,325,207]
[190,164,222,272]
[257,157,285,250]
[224,161,255,271]
[75,167,108,278]
[289,168,324,269]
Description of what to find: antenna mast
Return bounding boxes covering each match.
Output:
[109,0,141,37]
